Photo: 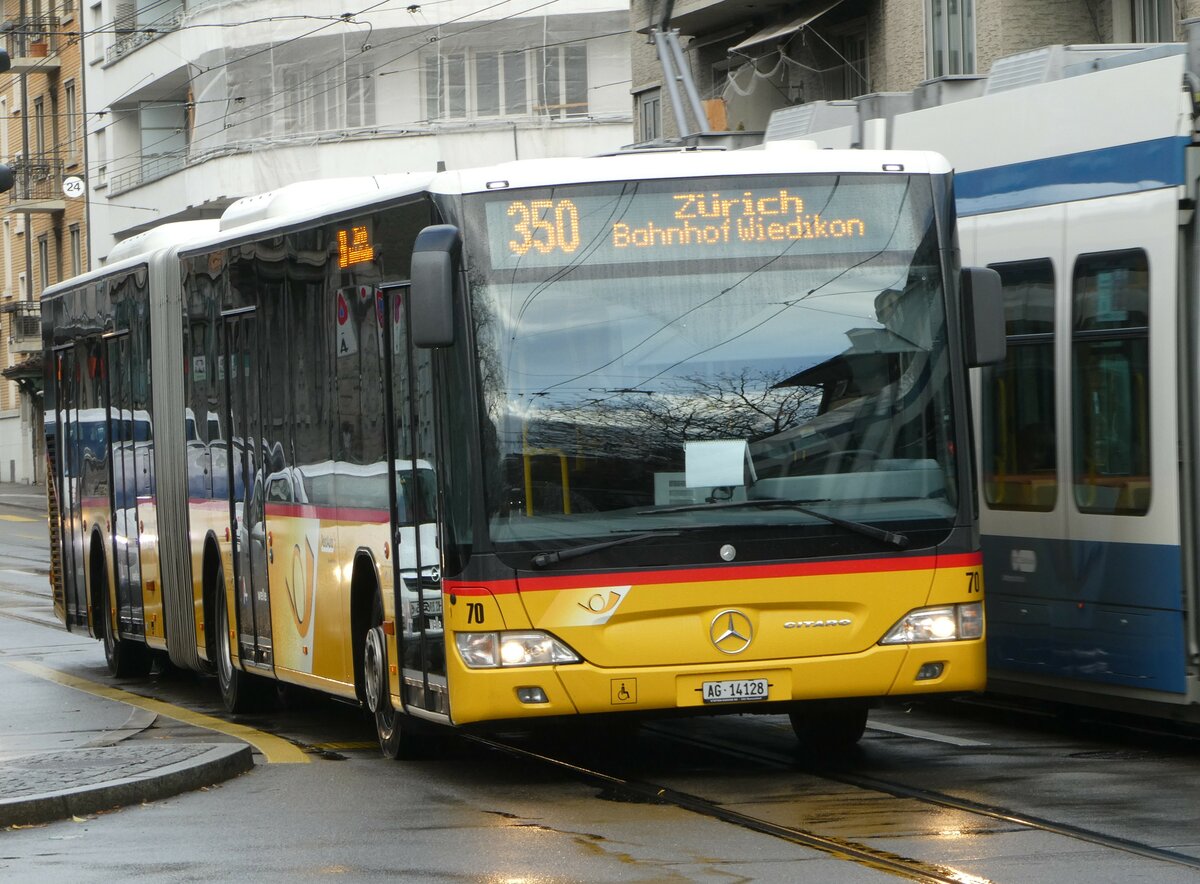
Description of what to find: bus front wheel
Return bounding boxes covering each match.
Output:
[789,700,868,751]
[367,594,424,759]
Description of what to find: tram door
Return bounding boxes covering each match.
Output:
[104,331,146,641]
[223,311,274,669]
[53,346,87,630]
[385,284,447,715]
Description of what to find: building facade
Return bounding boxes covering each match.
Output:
[0,0,633,485]
[0,0,86,485]
[82,0,633,261]
[630,0,1200,143]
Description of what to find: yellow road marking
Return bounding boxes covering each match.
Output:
[0,514,39,523]
[7,660,310,764]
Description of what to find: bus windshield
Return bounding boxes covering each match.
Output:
[465,173,958,553]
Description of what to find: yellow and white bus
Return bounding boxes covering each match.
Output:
[43,145,1003,755]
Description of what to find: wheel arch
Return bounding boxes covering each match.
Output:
[350,548,383,705]
[200,531,225,669]
[87,526,111,640]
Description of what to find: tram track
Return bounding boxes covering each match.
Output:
[463,719,1200,882]
[462,730,981,884]
[644,723,1200,873]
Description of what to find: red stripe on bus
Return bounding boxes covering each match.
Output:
[445,551,982,596]
[263,502,389,524]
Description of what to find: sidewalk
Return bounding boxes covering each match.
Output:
[0,506,255,828]
[0,656,253,827]
[0,481,48,514]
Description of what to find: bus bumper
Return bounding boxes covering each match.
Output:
[446,639,986,725]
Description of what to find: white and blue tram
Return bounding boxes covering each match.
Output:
[769,29,1200,720]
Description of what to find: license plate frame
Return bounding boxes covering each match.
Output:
[700,677,769,704]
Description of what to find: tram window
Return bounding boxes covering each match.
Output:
[982,259,1056,511]
[1071,250,1150,516]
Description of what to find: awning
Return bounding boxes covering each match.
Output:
[729,0,845,54]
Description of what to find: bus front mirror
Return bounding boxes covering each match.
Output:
[0,164,14,195]
[411,224,461,348]
[961,266,1005,366]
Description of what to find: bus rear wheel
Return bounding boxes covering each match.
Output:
[100,607,152,678]
[789,700,868,751]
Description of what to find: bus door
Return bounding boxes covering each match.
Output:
[385,284,447,716]
[53,346,87,629]
[222,310,274,669]
[104,331,146,641]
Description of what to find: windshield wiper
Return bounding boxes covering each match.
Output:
[638,498,908,549]
[530,530,681,569]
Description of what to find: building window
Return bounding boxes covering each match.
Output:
[37,235,50,294]
[474,51,529,117]
[345,62,376,128]
[926,0,975,78]
[64,81,80,165]
[140,101,187,181]
[1132,0,1175,41]
[1071,250,1150,516]
[33,96,46,156]
[424,53,467,120]
[18,271,26,300]
[2,219,10,297]
[69,224,82,277]
[637,88,661,142]
[424,47,586,122]
[840,30,869,99]
[535,44,588,118]
[94,127,107,187]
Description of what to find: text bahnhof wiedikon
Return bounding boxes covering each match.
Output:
[612,189,867,248]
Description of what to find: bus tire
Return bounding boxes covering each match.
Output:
[788,700,868,751]
[94,543,151,678]
[100,606,152,678]
[368,593,425,759]
[214,565,268,714]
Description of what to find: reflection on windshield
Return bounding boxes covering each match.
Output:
[467,174,958,547]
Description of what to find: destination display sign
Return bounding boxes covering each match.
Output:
[482,178,912,270]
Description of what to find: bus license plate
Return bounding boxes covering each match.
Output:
[701,678,768,704]
[410,598,443,618]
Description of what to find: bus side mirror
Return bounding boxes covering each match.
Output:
[411,224,461,348]
[961,266,1005,366]
[0,164,13,194]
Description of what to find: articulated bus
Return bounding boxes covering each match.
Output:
[43,145,1003,755]
[768,30,1200,723]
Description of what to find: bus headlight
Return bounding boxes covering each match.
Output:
[455,631,582,668]
[879,603,983,645]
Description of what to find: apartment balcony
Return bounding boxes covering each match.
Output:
[108,151,187,197]
[5,157,66,213]
[2,16,62,74]
[105,9,184,65]
[3,301,42,355]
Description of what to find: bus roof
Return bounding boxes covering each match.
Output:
[45,144,953,299]
[41,219,223,301]
[439,144,952,194]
